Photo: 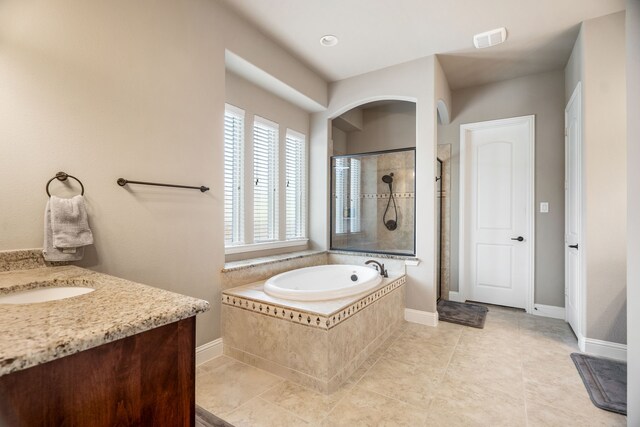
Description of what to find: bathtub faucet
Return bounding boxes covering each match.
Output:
[365,260,388,278]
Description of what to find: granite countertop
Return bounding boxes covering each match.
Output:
[0,265,210,376]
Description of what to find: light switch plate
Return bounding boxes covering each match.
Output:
[540,202,549,213]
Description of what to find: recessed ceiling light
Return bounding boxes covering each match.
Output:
[320,35,338,47]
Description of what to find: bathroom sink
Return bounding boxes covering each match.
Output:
[0,287,95,304]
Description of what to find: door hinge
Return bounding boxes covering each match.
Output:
[564,127,568,137]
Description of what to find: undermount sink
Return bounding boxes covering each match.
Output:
[0,286,95,304]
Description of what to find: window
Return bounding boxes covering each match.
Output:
[253,116,279,242]
[285,130,306,239]
[224,104,244,245]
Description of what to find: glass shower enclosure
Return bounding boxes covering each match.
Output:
[330,148,416,256]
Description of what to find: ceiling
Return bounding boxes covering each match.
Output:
[220,0,624,90]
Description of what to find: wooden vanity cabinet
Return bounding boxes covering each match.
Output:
[0,317,195,427]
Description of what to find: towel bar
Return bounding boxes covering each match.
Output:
[117,178,209,193]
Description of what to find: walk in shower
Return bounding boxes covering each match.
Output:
[331,147,416,256]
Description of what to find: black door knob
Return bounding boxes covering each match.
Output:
[568,244,579,249]
[511,236,524,242]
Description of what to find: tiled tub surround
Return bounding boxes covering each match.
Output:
[0,249,210,376]
[222,274,406,393]
[222,250,327,291]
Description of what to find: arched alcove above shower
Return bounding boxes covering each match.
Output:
[331,100,416,156]
[330,100,416,256]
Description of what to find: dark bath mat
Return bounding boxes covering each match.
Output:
[570,353,627,415]
[196,404,235,427]
[437,299,488,328]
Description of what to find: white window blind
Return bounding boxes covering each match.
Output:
[349,158,361,233]
[253,116,279,242]
[334,158,348,234]
[224,105,244,246]
[285,130,306,239]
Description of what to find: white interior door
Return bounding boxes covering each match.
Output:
[460,116,534,310]
[565,83,582,335]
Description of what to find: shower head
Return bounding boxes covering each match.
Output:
[381,173,394,184]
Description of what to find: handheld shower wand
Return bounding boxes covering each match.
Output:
[381,173,398,230]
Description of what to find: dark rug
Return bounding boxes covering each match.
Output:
[196,404,234,427]
[571,353,627,415]
[437,299,488,328]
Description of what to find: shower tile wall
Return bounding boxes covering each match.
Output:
[374,151,414,253]
[437,144,451,300]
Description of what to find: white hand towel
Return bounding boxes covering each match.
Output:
[49,195,94,248]
[42,200,85,262]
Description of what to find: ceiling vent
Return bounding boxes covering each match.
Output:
[473,27,507,49]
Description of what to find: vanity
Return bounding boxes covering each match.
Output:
[0,250,210,426]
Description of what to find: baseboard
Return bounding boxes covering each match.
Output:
[195,338,223,366]
[533,304,565,320]
[447,291,464,302]
[404,308,438,327]
[580,337,627,361]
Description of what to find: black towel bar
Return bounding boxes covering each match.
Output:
[117,178,209,193]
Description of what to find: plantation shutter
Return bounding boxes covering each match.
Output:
[334,158,348,234]
[253,117,279,242]
[224,105,244,245]
[285,130,306,239]
[350,158,361,233]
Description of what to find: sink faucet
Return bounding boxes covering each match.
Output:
[365,260,388,278]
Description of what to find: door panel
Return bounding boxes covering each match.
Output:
[462,116,533,309]
[477,142,513,230]
[565,84,582,335]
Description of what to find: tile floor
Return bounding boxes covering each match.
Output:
[196,305,627,426]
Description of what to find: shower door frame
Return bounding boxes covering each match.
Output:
[329,147,417,257]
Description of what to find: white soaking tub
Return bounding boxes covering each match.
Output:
[264,264,382,301]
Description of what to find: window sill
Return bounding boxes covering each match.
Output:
[222,249,324,273]
[225,239,309,255]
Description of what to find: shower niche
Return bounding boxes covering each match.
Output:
[331,148,416,256]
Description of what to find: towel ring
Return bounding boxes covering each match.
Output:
[46,171,85,197]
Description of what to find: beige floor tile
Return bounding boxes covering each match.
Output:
[526,401,626,427]
[357,356,445,406]
[524,378,622,421]
[320,386,429,427]
[260,380,350,424]
[426,377,527,427]
[400,321,463,348]
[440,359,524,398]
[197,355,235,373]
[383,333,455,367]
[197,305,618,427]
[522,354,585,389]
[223,397,310,427]
[196,360,283,415]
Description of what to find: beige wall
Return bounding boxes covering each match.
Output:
[311,57,439,314]
[331,127,348,156]
[224,71,311,261]
[438,70,566,307]
[345,102,416,154]
[626,0,640,422]
[0,0,326,346]
[581,12,627,344]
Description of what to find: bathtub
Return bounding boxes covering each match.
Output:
[263,264,382,301]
